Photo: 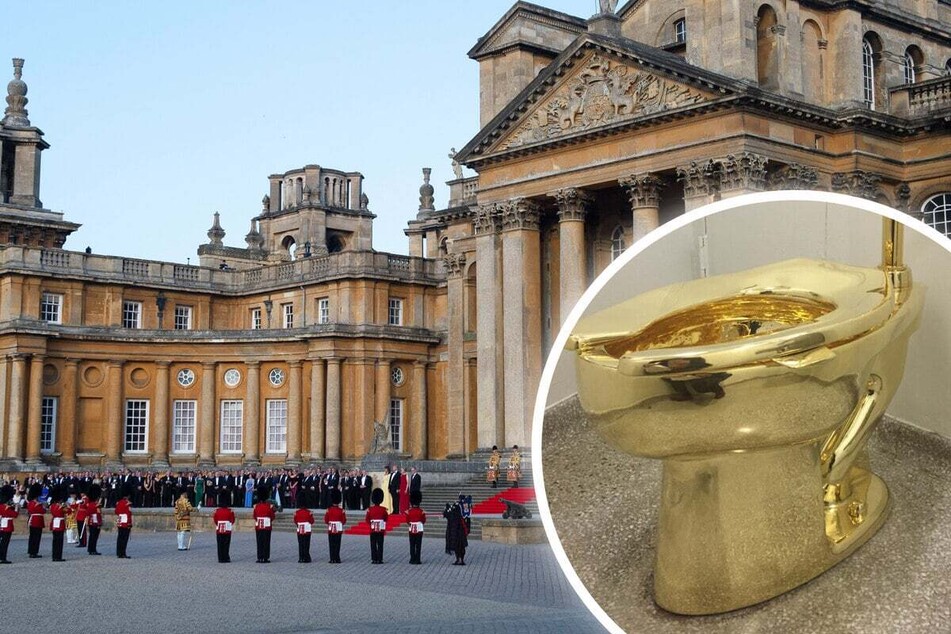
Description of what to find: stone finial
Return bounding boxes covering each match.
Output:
[597,0,618,14]
[207,212,225,246]
[418,168,435,212]
[262,194,270,213]
[3,58,30,127]
[449,148,463,180]
[245,219,264,252]
[360,192,370,210]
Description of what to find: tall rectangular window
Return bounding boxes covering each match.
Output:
[674,18,686,43]
[40,293,63,324]
[172,400,197,453]
[122,300,142,329]
[283,303,294,329]
[174,305,193,330]
[317,297,330,324]
[40,396,57,453]
[220,400,244,453]
[389,398,404,452]
[251,308,262,330]
[265,399,288,453]
[124,400,149,453]
[388,298,403,326]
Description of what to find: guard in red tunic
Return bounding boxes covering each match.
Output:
[26,484,45,558]
[294,503,315,563]
[252,485,276,563]
[323,489,346,564]
[115,485,134,559]
[74,493,88,548]
[406,490,426,565]
[85,484,103,555]
[0,485,17,564]
[213,501,236,563]
[365,488,388,564]
[48,486,68,562]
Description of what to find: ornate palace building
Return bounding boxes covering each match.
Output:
[2,1,950,471]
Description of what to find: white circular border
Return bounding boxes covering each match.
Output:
[530,190,951,634]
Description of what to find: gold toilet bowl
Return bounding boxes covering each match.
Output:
[567,256,923,615]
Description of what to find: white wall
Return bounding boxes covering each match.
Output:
[546,197,951,438]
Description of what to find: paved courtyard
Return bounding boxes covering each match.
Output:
[0,531,604,634]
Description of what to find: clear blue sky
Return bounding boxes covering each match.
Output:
[5,0,591,262]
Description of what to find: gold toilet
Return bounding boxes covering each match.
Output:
[567,219,923,615]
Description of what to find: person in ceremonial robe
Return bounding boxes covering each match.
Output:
[406,491,426,565]
[174,490,196,551]
[446,500,469,565]
[366,488,388,564]
[65,491,79,545]
[324,489,346,564]
[0,484,18,564]
[506,445,522,488]
[26,483,45,558]
[294,502,315,563]
[115,485,133,558]
[48,486,68,562]
[253,485,276,563]
[213,499,236,563]
[487,446,502,488]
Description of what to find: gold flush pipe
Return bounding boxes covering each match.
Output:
[882,217,910,307]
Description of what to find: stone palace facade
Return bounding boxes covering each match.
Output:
[1,0,950,471]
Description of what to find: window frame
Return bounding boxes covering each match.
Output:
[251,307,262,330]
[922,193,951,238]
[610,226,626,261]
[862,38,875,109]
[219,400,244,454]
[317,297,330,324]
[389,398,404,452]
[172,399,197,454]
[674,18,686,44]
[40,292,63,324]
[265,399,288,454]
[40,396,57,454]
[282,303,294,329]
[122,300,143,329]
[173,305,193,330]
[123,399,149,453]
[388,297,404,326]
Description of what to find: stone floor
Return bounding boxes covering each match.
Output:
[0,531,604,634]
[543,397,951,633]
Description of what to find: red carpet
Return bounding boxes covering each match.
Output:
[344,512,406,535]
[471,487,536,515]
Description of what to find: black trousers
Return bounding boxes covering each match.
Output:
[116,527,131,557]
[297,534,311,562]
[216,533,231,562]
[370,532,384,563]
[0,531,10,561]
[87,526,101,553]
[51,531,65,560]
[328,533,342,562]
[409,533,423,563]
[255,530,271,562]
[391,492,400,515]
[27,526,42,556]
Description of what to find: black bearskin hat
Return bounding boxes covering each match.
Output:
[120,482,134,499]
[371,488,384,505]
[256,484,272,503]
[50,485,66,504]
[330,489,342,506]
[27,483,42,501]
[410,490,422,507]
[0,484,14,505]
[87,483,102,502]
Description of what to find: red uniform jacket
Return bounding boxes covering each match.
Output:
[406,507,426,525]
[213,507,236,534]
[365,504,388,533]
[75,500,87,523]
[27,499,45,528]
[49,503,67,532]
[85,502,102,527]
[0,504,18,533]
[294,508,315,535]
[324,506,346,533]
[252,502,275,531]
[115,499,133,528]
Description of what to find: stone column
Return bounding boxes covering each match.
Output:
[499,198,542,448]
[198,362,216,467]
[677,161,719,211]
[620,173,663,241]
[25,355,45,465]
[11,143,42,207]
[59,359,80,467]
[551,188,591,322]
[6,355,26,461]
[104,361,125,466]
[152,361,170,467]
[0,356,9,458]
[286,361,303,465]
[444,253,467,457]
[717,153,769,198]
[474,204,503,450]
[325,358,342,461]
[309,359,325,461]
[375,359,391,428]
[245,361,260,465]
[413,361,428,459]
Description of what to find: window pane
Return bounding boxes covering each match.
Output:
[388,298,403,326]
[266,399,288,453]
[923,193,951,238]
[389,398,403,452]
[174,306,192,330]
[124,400,149,452]
[123,301,142,329]
[220,400,244,453]
[41,396,57,453]
[172,400,197,453]
[40,293,63,324]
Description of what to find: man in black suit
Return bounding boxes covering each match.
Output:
[409,467,421,498]
[388,465,401,516]
[359,471,372,510]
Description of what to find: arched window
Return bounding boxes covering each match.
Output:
[756,5,780,90]
[801,20,824,103]
[282,235,297,259]
[903,51,916,84]
[674,18,686,43]
[862,38,876,108]
[610,226,625,261]
[922,193,951,238]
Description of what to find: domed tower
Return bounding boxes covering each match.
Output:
[0,58,80,247]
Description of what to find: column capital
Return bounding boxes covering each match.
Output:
[831,170,883,201]
[64,358,80,368]
[500,198,541,232]
[246,360,261,369]
[443,252,467,278]
[29,353,45,364]
[718,152,768,193]
[550,187,593,222]
[375,358,390,368]
[288,360,304,369]
[677,160,718,198]
[107,359,125,368]
[619,173,664,208]
[326,357,344,366]
[768,163,819,191]
[200,361,217,370]
[473,203,500,236]
[155,360,171,369]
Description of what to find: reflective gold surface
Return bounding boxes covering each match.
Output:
[568,241,923,615]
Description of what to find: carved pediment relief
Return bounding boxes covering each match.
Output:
[495,53,714,152]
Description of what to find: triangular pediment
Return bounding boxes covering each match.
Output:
[491,50,720,153]
[468,2,587,60]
